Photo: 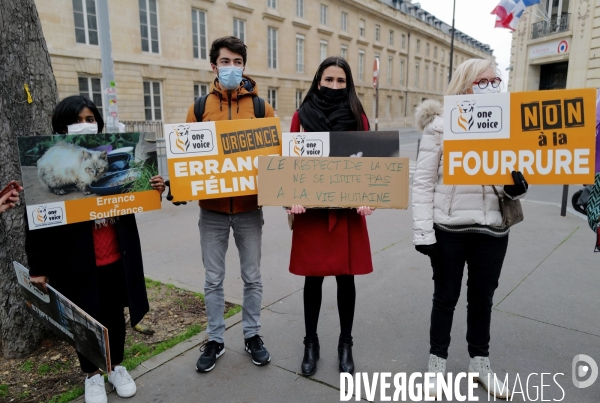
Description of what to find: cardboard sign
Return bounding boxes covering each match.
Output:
[165,118,282,202]
[257,156,409,209]
[17,133,162,230]
[443,88,597,185]
[14,262,111,373]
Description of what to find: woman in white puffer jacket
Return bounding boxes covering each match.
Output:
[412,59,528,400]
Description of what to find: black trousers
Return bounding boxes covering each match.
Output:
[77,259,127,373]
[303,275,355,341]
[429,229,508,359]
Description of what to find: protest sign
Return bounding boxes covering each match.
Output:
[164,118,282,202]
[282,131,400,158]
[18,133,162,230]
[443,88,597,185]
[257,156,409,209]
[13,262,110,373]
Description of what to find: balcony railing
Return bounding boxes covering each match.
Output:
[531,14,570,39]
[121,120,164,139]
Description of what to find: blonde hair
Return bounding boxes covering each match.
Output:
[445,59,498,96]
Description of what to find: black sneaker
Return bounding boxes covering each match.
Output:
[196,340,225,372]
[244,335,271,366]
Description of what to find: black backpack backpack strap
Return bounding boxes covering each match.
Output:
[252,96,266,118]
[194,94,209,122]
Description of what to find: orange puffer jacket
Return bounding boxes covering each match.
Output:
[185,75,275,214]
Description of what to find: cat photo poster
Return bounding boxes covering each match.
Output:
[17,132,162,230]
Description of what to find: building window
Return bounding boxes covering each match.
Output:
[425,64,429,89]
[78,76,102,115]
[433,67,437,92]
[191,9,207,59]
[375,25,380,42]
[268,88,277,111]
[340,45,347,59]
[401,34,406,49]
[320,4,328,25]
[359,19,365,38]
[320,40,328,62]
[415,63,420,87]
[426,42,430,56]
[296,35,305,73]
[296,0,304,18]
[389,30,394,46]
[416,39,421,53]
[268,27,277,69]
[143,81,162,121]
[387,57,393,85]
[268,0,276,9]
[233,18,245,43]
[441,49,445,62]
[341,12,348,32]
[434,46,438,59]
[440,69,444,91]
[295,90,303,110]
[400,60,405,85]
[140,0,159,53]
[358,50,365,80]
[386,96,391,118]
[194,83,209,101]
[73,0,98,45]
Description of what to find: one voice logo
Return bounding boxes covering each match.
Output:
[451,100,503,134]
[290,134,323,156]
[31,204,64,227]
[168,124,215,155]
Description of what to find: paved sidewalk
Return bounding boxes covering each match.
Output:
[77,197,600,402]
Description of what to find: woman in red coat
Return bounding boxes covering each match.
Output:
[288,56,373,376]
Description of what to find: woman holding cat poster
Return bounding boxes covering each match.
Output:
[26,95,165,403]
[286,57,373,377]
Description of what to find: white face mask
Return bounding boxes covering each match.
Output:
[67,122,98,135]
[472,85,500,95]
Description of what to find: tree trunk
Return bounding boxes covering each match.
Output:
[0,0,58,357]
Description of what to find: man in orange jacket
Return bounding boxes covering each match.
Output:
[187,37,275,373]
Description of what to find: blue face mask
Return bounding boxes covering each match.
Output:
[218,66,244,90]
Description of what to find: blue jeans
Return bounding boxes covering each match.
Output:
[199,208,263,343]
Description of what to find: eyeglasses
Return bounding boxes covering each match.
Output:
[472,77,502,89]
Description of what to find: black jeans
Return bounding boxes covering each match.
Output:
[78,259,127,373]
[429,228,508,359]
[304,275,355,341]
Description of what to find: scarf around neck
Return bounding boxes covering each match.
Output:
[298,90,358,132]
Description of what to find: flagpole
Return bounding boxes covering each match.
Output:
[448,0,456,83]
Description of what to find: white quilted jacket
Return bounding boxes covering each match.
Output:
[412,99,514,246]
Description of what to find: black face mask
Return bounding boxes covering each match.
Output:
[318,86,348,100]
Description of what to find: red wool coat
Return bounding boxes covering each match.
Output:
[288,111,374,276]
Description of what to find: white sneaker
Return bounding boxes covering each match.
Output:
[84,374,107,403]
[469,356,511,399]
[108,365,137,398]
[427,354,447,399]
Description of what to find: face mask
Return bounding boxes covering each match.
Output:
[319,86,348,100]
[67,122,98,135]
[218,66,244,90]
[472,85,500,95]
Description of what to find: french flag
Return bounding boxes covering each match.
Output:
[492,0,541,30]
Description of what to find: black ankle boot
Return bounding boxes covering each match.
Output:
[301,336,320,376]
[338,337,354,374]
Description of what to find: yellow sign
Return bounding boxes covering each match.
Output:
[165,118,282,202]
[443,88,597,185]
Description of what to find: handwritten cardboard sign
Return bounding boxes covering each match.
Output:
[257,156,409,209]
[165,118,282,202]
[443,88,597,185]
[17,133,162,230]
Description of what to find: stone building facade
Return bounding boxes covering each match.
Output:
[35,0,492,131]
[508,0,600,92]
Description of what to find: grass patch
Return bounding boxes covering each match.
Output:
[127,160,158,193]
[0,385,8,399]
[224,305,242,319]
[38,363,50,375]
[193,292,205,301]
[144,277,163,288]
[45,386,84,403]
[19,360,33,373]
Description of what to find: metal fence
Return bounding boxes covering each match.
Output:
[121,120,164,139]
[531,14,570,39]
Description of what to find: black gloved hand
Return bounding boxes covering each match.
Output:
[415,244,436,257]
[503,171,528,198]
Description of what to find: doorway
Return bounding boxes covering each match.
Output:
[539,61,568,90]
